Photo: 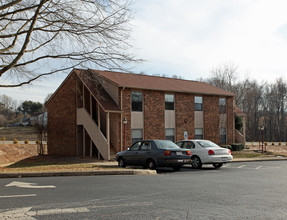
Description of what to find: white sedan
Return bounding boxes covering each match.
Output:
[176,140,233,168]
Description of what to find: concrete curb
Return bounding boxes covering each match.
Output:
[0,169,157,178]
[232,157,287,163]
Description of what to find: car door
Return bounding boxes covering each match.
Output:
[137,141,152,164]
[124,141,141,164]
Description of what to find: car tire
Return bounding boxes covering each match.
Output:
[147,159,156,170]
[172,166,182,171]
[213,163,223,168]
[191,156,202,169]
[118,157,126,168]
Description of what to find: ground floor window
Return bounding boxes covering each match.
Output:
[195,128,203,139]
[165,128,175,142]
[220,127,227,143]
[132,129,143,144]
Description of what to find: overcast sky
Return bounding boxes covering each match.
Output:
[2,0,287,103]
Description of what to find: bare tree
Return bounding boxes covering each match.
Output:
[0,0,139,87]
[208,62,238,93]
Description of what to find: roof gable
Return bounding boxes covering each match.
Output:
[75,69,121,112]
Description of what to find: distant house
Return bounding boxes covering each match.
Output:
[21,115,31,126]
[46,69,238,160]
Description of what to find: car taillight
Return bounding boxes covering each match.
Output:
[228,149,231,154]
[164,151,171,156]
[208,150,215,155]
[186,151,191,155]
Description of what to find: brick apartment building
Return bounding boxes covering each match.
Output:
[46,69,239,160]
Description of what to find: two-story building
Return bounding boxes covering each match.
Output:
[46,69,236,160]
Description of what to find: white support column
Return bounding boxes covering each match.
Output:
[82,85,85,109]
[90,139,92,158]
[90,93,92,116]
[97,102,101,130]
[106,112,110,160]
[83,127,85,158]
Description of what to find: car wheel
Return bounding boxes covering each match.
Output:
[213,163,223,168]
[147,159,156,170]
[172,166,182,171]
[118,157,126,168]
[191,156,202,169]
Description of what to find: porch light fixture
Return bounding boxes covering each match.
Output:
[123,117,128,124]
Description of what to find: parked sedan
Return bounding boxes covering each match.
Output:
[176,140,233,168]
[116,140,192,171]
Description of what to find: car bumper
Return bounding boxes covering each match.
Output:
[202,155,233,164]
[164,159,192,165]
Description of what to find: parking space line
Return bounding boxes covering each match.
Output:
[256,166,263,169]
[238,165,246,168]
[0,194,36,198]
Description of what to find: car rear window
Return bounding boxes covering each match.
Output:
[197,140,220,148]
[154,140,180,149]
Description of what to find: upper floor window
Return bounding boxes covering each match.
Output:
[131,92,142,112]
[165,94,174,110]
[219,98,226,114]
[195,96,203,111]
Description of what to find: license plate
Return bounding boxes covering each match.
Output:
[176,152,182,155]
[222,157,228,162]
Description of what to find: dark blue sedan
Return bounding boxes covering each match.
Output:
[116,140,192,171]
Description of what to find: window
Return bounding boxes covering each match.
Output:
[182,141,195,149]
[195,128,203,139]
[140,142,151,151]
[195,96,203,111]
[219,98,226,114]
[130,141,141,151]
[220,128,227,143]
[132,92,142,112]
[165,128,175,142]
[165,94,174,110]
[132,129,143,144]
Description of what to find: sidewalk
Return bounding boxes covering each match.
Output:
[1,156,287,178]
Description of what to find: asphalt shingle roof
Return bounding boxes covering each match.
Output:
[90,69,235,97]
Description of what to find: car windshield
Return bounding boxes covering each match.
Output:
[197,140,220,148]
[154,140,180,149]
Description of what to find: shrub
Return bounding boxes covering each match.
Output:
[279,142,281,146]
[221,145,232,150]
[36,140,40,144]
[1,137,5,141]
[13,138,18,144]
[272,142,274,146]
[231,143,244,151]
[24,140,29,144]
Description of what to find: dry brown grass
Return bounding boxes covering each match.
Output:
[0,127,37,141]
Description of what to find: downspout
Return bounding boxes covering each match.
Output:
[120,87,126,151]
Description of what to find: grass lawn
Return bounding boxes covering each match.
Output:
[0,126,37,141]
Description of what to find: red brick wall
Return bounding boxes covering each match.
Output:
[121,88,132,148]
[47,73,77,156]
[203,95,234,145]
[203,95,220,143]
[175,93,194,141]
[226,97,235,143]
[144,90,165,139]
